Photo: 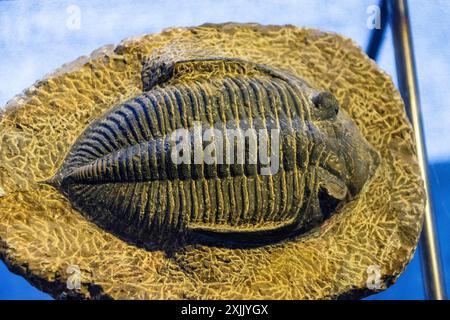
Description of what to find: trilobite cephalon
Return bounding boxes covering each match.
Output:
[45,57,380,246]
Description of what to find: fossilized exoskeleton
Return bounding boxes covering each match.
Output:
[45,56,380,247]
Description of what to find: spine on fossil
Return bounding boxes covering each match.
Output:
[65,119,309,184]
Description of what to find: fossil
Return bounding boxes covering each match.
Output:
[45,57,380,245]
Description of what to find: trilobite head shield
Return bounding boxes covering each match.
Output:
[45,56,379,247]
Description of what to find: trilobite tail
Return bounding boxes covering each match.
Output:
[52,139,174,185]
[40,173,63,189]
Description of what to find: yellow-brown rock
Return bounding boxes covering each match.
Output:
[0,23,425,299]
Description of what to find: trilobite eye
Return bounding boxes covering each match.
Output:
[312,91,339,120]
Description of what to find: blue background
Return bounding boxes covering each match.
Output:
[0,0,448,300]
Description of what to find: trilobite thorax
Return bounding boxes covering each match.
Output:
[46,57,379,245]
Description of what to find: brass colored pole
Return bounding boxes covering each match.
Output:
[389,0,447,300]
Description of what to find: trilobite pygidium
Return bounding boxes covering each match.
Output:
[46,56,379,246]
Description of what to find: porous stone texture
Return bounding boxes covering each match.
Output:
[0,23,425,299]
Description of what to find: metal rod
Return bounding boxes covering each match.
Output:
[388,0,447,300]
[366,0,388,60]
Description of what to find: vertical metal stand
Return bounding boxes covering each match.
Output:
[368,0,446,299]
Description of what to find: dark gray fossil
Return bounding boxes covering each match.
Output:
[46,57,380,246]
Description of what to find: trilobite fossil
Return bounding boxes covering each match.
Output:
[45,56,380,246]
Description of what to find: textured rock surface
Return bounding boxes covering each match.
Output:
[0,23,425,299]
